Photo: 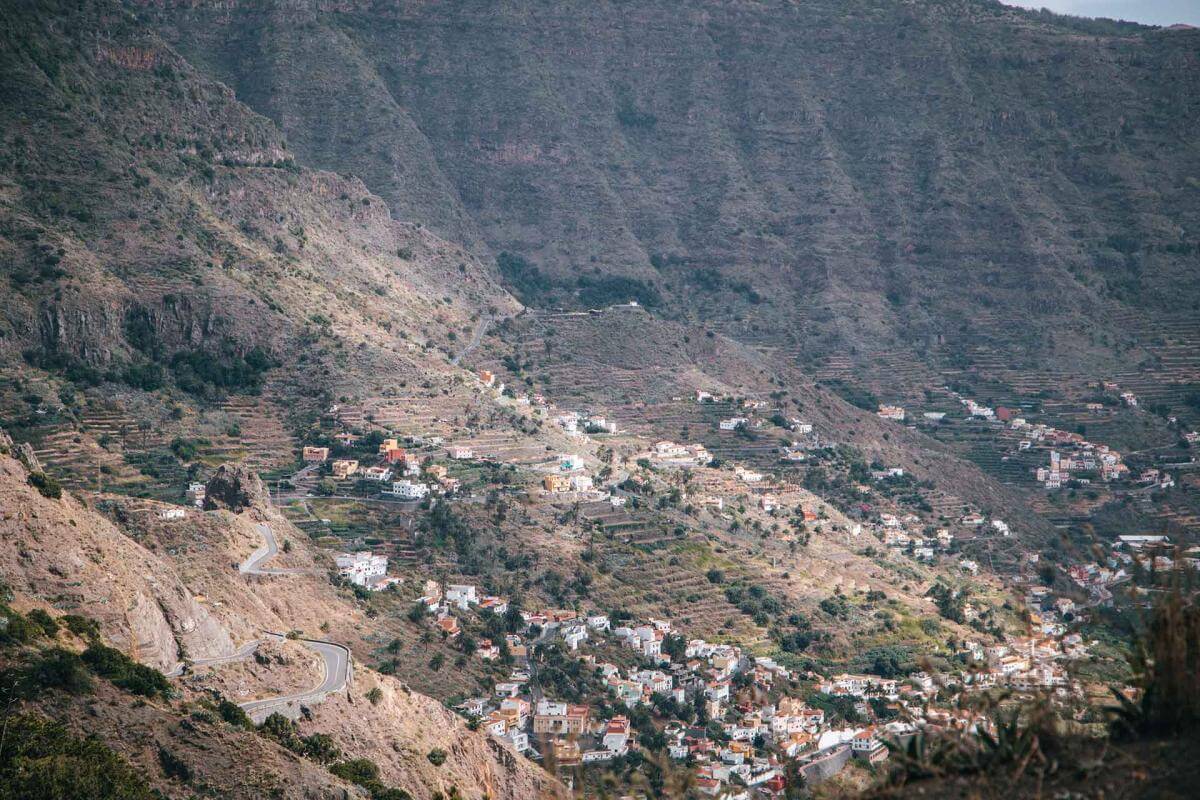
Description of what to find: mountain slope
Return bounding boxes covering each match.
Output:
[0,426,564,800]
[0,0,517,421]
[141,0,1200,373]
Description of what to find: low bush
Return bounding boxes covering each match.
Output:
[0,713,155,799]
[1109,574,1200,737]
[27,471,62,499]
[330,758,412,800]
[81,643,171,698]
[217,698,254,730]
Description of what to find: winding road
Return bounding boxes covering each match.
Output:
[239,632,353,723]
[239,522,319,575]
[451,314,492,366]
[164,639,263,678]
[169,521,352,720]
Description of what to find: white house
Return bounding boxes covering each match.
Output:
[586,614,611,631]
[335,551,391,589]
[446,584,478,610]
[362,466,393,482]
[561,623,589,651]
[387,480,428,500]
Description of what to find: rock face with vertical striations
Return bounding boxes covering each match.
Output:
[0,444,235,671]
[141,0,1200,375]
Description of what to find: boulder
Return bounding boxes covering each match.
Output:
[203,463,267,513]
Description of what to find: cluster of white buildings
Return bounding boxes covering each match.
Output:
[554,409,617,437]
[335,551,401,591]
[412,580,511,639]
[1035,444,1128,488]
[960,635,1081,695]
[648,440,713,468]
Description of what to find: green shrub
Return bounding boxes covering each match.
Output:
[426,748,447,766]
[217,698,254,730]
[81,644,170,698]
[169,345,274,398]
[169,436,209,461]
[301,733,342,764]
[0,605,44,645]
[496,252,552,306]
[331,758,380,785]
[257,713,303,751]
[25,609,59,638]
[157,746,192,782]
[0,713,155,799]
[329,757,412,798]
[575,275,660,308]
[23,648,94,696]
[27,471,62,499]
[62,614,101,642]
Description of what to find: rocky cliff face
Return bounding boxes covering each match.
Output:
[140,0,1200,371]
[0,0,518,410]
[0,435,235,671]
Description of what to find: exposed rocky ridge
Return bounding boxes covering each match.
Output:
[0,0,518,410]
[140,0,1200,374]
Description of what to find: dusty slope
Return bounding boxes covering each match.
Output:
[28,680,364,800]
[0,439,235,672]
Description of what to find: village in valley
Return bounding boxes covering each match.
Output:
[5,290,1199,800]
[160,350,1186,799]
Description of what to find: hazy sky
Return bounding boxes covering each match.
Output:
[1005,1,1200,26]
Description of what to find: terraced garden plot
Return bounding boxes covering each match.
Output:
[204,395,297,471]
[588,545,767,645]
[444,430,558,468]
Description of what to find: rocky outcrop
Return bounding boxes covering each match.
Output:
[15,442,41,474]
[0,451,235,671]
[204,462,268,513]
